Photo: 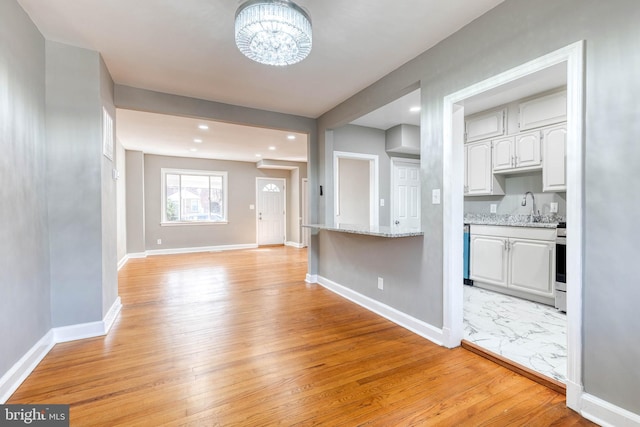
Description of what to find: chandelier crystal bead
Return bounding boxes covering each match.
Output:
[235,0,312,66]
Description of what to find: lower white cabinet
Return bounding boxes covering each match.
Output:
[470,225,556,302]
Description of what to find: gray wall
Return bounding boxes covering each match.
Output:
[116,140,127,263]
[99,55,118,318]
[125,150,146,254]
[315,0,640,415]
[46,41,104,327]
[143,154,292,250]
[0,0,51,378]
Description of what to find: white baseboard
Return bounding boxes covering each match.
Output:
[118,253,147,271]
[0,297,123,403]
[316,275,444,347]
[0,331,55,403]
[103,297,122,334]
[305,273,318,284]
[285,241,305,249]
[145,243,258,256]
[53,297,123,343]
[580,392,640,427]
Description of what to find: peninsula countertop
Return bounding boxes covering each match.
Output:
[302,223,424,238]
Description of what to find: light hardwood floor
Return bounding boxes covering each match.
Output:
[9,246,594,426]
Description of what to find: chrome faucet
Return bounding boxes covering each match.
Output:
[521,191,538,221]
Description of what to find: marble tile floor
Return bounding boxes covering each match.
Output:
[463,285,567,382]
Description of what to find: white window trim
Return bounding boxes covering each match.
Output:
[161,168,228,225]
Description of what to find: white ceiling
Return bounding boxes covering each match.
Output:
[17,0,506,161]
[117,110,308,163]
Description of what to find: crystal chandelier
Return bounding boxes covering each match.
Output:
[235,0,312,66]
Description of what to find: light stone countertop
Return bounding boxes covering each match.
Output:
[464,213,564,229]
[302,223,424,238]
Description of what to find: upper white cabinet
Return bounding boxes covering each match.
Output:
[514,130,542,168]
[492,130,541,173]
[465,140,504,196]
[465,108,505,143]
[542,124,567,192]
[519,90,567,131]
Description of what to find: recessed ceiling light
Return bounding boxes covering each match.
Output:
[190,148,198,152]
[198,124,209,130]
[268,146,276,150]
[410,106,421,113]
[193,138,203,143]
[287,135,296,140]
[255,154,262,157]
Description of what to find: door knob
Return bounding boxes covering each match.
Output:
[394,220,400,225]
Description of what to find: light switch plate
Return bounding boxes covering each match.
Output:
[550,202,558,213]
[249,204,255,210]
[380,199,385,207]
[432,189,441,205]
[490,204,497,213]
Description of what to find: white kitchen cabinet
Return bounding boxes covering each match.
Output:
[509,238,555,297]
[492,136,514,171]
[470,235,508,287]
[464,140,504,196]
[470,225,556,304]
[492,130,541,173]
[542,124,567,192]
[514,130,542,168]
[465,108,505,142]
[519,90,567,131]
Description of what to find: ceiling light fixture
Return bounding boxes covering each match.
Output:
[410,106,421,113]
[194,138,203,143]
[287,135,296,140]
[268,146,276,150]
[198,124,209,130]
[235,0,312,66]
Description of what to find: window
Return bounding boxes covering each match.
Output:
[161,169,228,224]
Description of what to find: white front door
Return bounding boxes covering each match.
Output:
[257,178,285,245]
[391,159,421,229]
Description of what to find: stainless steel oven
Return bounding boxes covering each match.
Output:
[555,222,567,312]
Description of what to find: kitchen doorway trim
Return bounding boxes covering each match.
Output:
[441,41,584,411]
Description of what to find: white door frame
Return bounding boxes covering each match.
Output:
[333,151,379,227]
[441,41,584,410]
[256,177,287,245]
[301,178,310,247]
[390,157,421,228]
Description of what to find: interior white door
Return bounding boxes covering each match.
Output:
[257,178,285,245]
[392,159,420,229]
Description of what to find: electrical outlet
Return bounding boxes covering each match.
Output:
[157,239,162,245]
[380,199,385,207]
[550,202,558,213]
[490,204,497,214]
[377,277,384,290]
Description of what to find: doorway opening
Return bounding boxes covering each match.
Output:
[333,151,379,227]
[441,41,584,409]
